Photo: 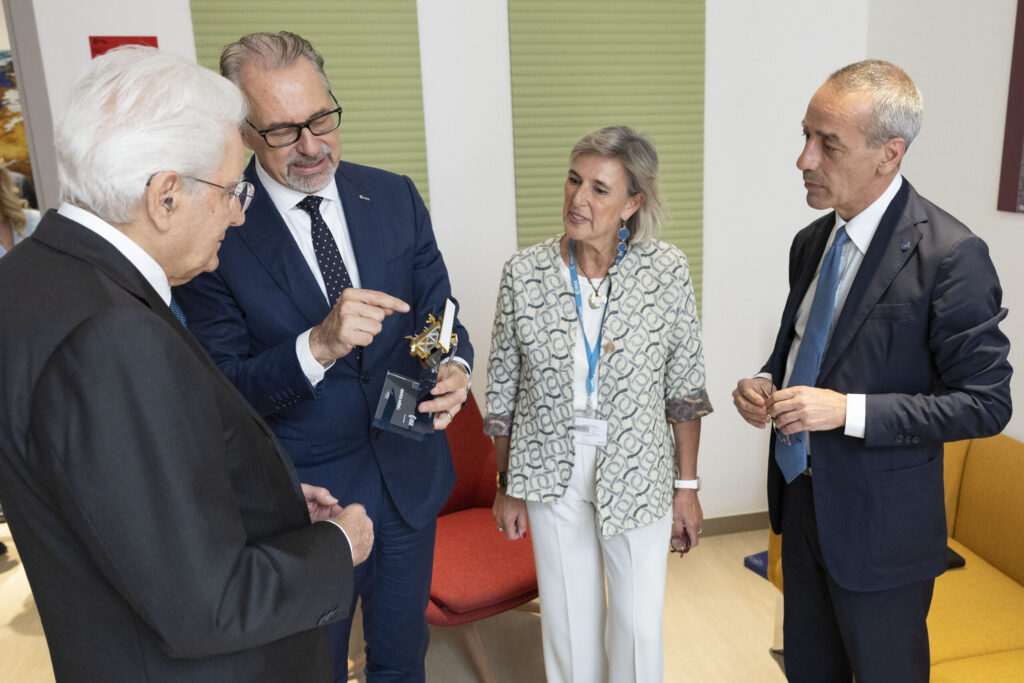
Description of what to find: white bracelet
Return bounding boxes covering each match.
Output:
[674,478,701,491]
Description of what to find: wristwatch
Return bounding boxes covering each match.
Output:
[496,471,509,489]
[673,477,701,491]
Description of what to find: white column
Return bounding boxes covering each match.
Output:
[417,0,519,394]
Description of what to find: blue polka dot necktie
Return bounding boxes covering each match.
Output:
[296,194,361,361]
[776,226,850,483]
[297,195,354,305]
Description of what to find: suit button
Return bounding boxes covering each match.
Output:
[360,372,372,384]
[912,436,920,444]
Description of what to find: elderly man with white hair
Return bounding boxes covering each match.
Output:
[0,46,372,682]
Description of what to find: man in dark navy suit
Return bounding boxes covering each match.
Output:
[733,60,1012,682]
[176,31,472,683]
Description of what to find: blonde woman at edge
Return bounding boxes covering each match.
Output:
[485,126,713,683]
[0,164,40,259]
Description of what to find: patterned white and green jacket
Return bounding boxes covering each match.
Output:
[484,235,713,537]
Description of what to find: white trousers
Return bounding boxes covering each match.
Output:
[526,443,672,683]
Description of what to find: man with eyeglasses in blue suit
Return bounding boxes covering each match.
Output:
[175,31,473,683]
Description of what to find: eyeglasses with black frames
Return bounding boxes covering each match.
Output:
[246,92,343,149]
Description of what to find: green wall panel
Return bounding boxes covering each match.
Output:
[508,0,705,305]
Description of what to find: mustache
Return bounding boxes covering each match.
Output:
[288,144,332,165]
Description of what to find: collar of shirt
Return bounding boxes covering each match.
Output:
[57,203,172,305]
[831,173,904,255]
[253,158,343,214]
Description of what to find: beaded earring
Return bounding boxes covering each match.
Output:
[617,220,629,260]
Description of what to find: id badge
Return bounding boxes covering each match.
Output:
[574,415,608,446]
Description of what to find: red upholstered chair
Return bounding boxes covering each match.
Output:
[428,392,539,682]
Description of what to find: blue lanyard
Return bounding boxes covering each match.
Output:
[568,239,623,409]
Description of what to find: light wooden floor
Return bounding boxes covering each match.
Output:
[1,524,785,682]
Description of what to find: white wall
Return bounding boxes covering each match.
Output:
[3,0,196,209]
[866,0,1024,443]
[701,0,870,517]
[0,3,9,49]
[416,1,518,393]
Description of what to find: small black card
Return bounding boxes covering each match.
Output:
[372,371,434,441]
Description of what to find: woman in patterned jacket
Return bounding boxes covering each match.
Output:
[485,126,713,683]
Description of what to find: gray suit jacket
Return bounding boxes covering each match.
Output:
[0,211,354,681]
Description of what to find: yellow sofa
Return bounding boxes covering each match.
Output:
[767,434,1024,681]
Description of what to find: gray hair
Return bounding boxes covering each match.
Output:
[55,46,246,224]
[827,59,923,148]
[220,31,331,94]
[570,126,664,245]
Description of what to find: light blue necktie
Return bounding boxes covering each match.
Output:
[776,226,850,483]
[169,297,188,328]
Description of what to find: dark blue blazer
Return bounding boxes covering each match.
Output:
[176,159,472,529]
[764,180,1012,592]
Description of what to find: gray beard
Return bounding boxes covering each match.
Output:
[285,151,337,193]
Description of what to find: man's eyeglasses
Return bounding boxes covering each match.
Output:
[759,384,802,447]
[247,93,342,149]
[184,176,255,213]
[146,173,255,213]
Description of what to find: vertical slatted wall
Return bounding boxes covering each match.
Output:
[508,0,705,303]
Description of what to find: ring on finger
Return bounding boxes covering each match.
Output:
[446,409,455,421]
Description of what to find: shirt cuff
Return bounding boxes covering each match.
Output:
[322,519,354,559]
[448,356,472,391]
[845,393,866,438]
[755,371,772,381]
[297,329,334,386]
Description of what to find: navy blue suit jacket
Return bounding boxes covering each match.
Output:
[176,159,472,529]
[764,180,1012,592]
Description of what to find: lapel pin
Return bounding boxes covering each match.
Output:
[359,194,371,201]
[603,341,615,353]
[901,240,911,251]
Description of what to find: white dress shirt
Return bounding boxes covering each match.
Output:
[763,174,903,440]
[58,203,172,305]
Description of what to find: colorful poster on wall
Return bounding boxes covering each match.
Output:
[998,0,1024,212]
[0,50,32,179]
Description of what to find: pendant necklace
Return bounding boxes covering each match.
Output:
[585,276,608,309]
[576,258,609,309]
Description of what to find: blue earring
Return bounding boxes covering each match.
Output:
[617,221,629,260]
